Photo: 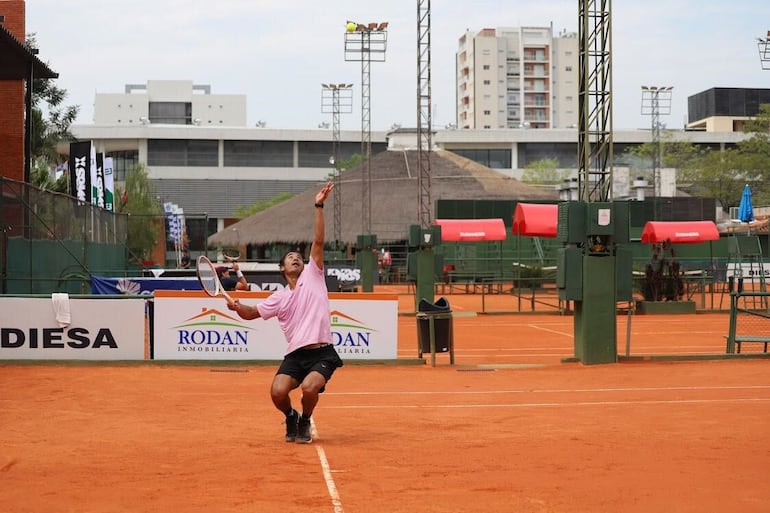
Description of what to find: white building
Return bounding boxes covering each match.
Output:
[69,80,389,253]
[93,80,247,127]
[456,26,579,130]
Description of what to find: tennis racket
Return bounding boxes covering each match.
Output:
[196,255,234,305]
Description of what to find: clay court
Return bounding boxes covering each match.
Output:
[2,289,769,513]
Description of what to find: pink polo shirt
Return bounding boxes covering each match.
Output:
[256,258,332,354]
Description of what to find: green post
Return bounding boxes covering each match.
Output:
[356,234,377,292]
[415,248,435,310]
[726,292,738,353]
[573,255,617,364]
[357,249,377,292]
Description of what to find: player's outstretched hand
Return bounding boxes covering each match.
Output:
[227,299,240,311]
[315,181,334,206]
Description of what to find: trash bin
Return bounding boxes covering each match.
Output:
[416,296,453,355]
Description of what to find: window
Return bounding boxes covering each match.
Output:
[483,64,490,70]
[452,149,512,169]
[565,66,573,72]
[148,102,192,125]
[148,139,218,166]
[519,142,577,167]
[483,110,491,115]
[223,140,293,167]
[483,80,491,85]
[107,150,139,181]
[170,217,218,253]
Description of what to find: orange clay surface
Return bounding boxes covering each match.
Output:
[2,288,770,513]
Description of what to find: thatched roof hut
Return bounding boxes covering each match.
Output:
[207,149,557,246]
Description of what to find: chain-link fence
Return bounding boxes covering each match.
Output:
[1,177,128,294]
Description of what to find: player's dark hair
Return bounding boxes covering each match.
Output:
[279,250,301,281]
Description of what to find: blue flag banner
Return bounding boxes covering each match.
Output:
[91,276,202,295]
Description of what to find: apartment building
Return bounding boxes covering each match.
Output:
[456,26,578,130]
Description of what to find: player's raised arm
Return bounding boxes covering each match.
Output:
[310,181,334,269]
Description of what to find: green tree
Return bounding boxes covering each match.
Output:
[521,158,567,184]
[733,103,770,205]
[620,132,707,179]
[677,103,770,211]
[678,148,744,213]
[117,164,163,263]
[25,34,79,186]
[30,155,67,192]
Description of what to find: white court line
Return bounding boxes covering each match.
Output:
[527,324,574,337]
[311,420,344,513]
[399,344,724,353]
[327,384,770,396]
[323,397,770,409]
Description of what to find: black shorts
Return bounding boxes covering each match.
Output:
[277,344,344,392]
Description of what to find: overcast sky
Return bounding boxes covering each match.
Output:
[25,0,770,131]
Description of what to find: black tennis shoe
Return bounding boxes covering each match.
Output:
[296,416,312,444]
[285,410,299,442]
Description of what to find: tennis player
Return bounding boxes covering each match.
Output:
[216,262,249,291]
[227,181,342,444]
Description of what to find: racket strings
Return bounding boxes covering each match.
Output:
[197,261,219,296]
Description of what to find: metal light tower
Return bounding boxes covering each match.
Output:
[321,83,353,248]
[417,0,432,228]
[578,0,613,203]
[411,0,436,310]
[344,21,388,235]
[562,0,631,366]
[641,85,673,220]
[758,30,770,70]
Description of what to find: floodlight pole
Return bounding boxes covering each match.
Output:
[321,83,353,249]
[344,21,388,235]
[417,0,432,229]
[413,0,436,311]
[345,21,387,292]
[567,0,629,365]
[641,86,673,220]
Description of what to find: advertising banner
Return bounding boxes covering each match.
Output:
[726,262,770,282]
[68,141,91,204]
[152,291,398,360]
[0,297,146,360]
[103,156,114,211]
[91,276,202,295]
[93,152,106,208]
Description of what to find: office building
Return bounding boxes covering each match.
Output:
[687,87,770,132]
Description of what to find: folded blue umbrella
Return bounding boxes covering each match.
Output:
[737,184,754,223]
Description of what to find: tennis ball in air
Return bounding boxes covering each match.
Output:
[346,22,356,32]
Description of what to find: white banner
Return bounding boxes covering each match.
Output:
[89,143,101,207]
[104,156,115,211]
[0,297,146,360]
[152,291,398,360]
